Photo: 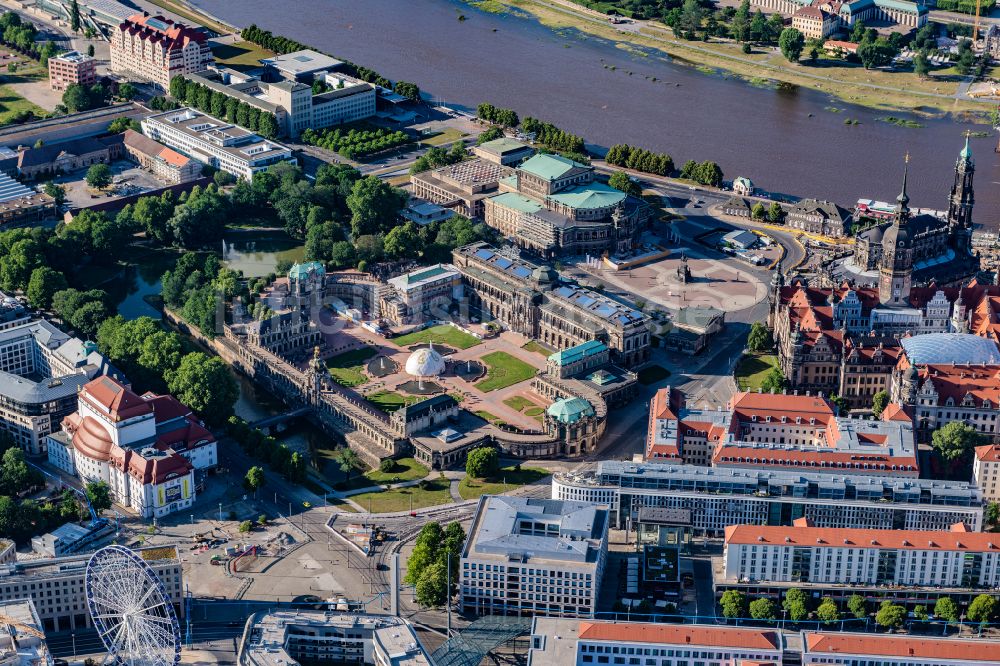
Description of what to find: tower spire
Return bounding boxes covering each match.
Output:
[961,130,973,162]
[896,152,910,212]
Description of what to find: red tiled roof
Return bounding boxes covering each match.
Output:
[65,413,115,462]
[910,363,1000,408]
[577,622,780,650]
[81,376,153,421]
[729,392,835,426]
[804,632,1000,661]
[713,446,917,473]
[976,444,1000,462]
[880,403,911,422]
[725,523,994,551]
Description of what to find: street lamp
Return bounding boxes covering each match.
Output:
[218,503,222,521]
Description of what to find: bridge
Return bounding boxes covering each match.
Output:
[251,407,313,433]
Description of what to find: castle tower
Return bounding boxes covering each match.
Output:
[878,156,914,307]
[768,257,784,329]
[948,135,975,254]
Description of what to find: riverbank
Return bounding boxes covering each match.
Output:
[475,0,993,115]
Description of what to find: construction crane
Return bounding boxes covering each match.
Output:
[0,613,45,640]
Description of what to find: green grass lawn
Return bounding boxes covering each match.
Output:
[637,364,671,385]
[459,466,550,500]
[476,352,537,392]
[522,340,552,357]
[365,457,429,484]
[0,84,46,125]
[326,347,376,387]
[366,390,421,413]
[392,324,481,350]
[211,41,276,71]
[419,127,467,146]
[350,478,453,513]
[503,395,544,422]
[735,354,780,391]
[474,410,508,426]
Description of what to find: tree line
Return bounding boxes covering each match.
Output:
[606,143,674,176]
[405,521,466,607]
[170,76,280,139]
[226,417,307,483]
[476,103,587,161]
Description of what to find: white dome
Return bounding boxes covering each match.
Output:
[405,347,446,377]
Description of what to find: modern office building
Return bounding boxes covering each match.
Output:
[260,49,344,83]
[141,108,296,180]
[723,521,1000,590]
[109,13,212,90]
[46,376,216,518]
[238,611,431,666]
[0,319,118,455]
[47,51,96,91]
[185,69,376,138]
[461,496,609,618]
[527,619,784,666]
[646,388,919,477]
[0,546,182,633]
[0,598,51,666]
[552,461,984,534]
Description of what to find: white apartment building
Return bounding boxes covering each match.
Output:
[0,546,182,633]
[109,13,212,90]
[974,444,1000,502]
[141,108,296,180]
[552,461,984,534]
[238,611,430,666]
[47,376,216,519]
[527,619,784,666]
[0,319,117,455]
[461,496,609,618]
[801,631,1000,666]
[723,521,1000,589]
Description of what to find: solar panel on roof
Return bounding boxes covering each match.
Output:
[594,305,615,317]
[146,17,169,30]
[512,266,531,278]
[556,287,574,298]
[629,310,642,318]
[495,258,512,270]
[475,249,494,260]
[577,296,595,308]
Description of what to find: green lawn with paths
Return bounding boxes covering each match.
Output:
[392,324,481,350]
[459,466,550,500]
[735,354,780,391]
[365,390,421,413]
[476,351,537,392]
[350,478,452,513]
[326,347,376,387]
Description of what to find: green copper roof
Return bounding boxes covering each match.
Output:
[288,261,325,279]
[548,339,607,366]
[518,153,589,181]
[961,135,972,161]
[546,396,595,424]
[478,138,531,155]
[490,192,543,214]
[546,182,627,211]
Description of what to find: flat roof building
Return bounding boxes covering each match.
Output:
[122,129,201,184]
[238,611,430,666]
[552,460,984,534]
[261,49,344,82]
[0,598,51,666]
[461,496,609,618]
[47,51,96,92]
[472,137,535,166]
[410,158,509,219]
[141,108,296,180]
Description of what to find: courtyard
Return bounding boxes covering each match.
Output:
[56,161,169,209]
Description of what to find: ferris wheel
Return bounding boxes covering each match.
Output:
[85,545,182,666]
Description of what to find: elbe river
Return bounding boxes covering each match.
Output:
[191,0,999,226]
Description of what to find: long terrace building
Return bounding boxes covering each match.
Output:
[552,460,984,534]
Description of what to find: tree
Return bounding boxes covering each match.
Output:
[346,175,407,237]
[760,366,786,393]
[857,38,896,69]
[767,202,784,222]
[913,604,929,621]
[87,43,94,57]
[466,446,499,479]
[874,601,906,630]
[932,421,985,462]
[749,9,766,42]
[477,126,504,145]
[26,267,67,309]
[608,171,641,197]
[986,501,1000,527]
[84,480,112,514]
[679,0,704,34]
[967,594,997,623]
[749,598,777,621]
[70,0,80,31]
[816,598,840,625]
[384,221,424,260]
[783,588,809,622]
[165,353,238,425]
[118,82,137,101]
[414,560,448,607]
[244,466,265,495]
[333,447,362,481]
[751,202,766,220]
[720,590,747,619]
[779,28,805,62]
[829,394,849,416]
[43,182,65,205]
[238,520,253,533]
[850,19,867,43]
[746,322,773,352]
[847,593,867,619]
[913,50,930,79]
[85,163,112,190]
[379,458,396,473]
[732,0,751,42]
[935,596,959,623]
[871,390,889,419]
[405,522,444,585]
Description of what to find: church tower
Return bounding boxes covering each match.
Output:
[948,135,975,254]
[879,157,914,307]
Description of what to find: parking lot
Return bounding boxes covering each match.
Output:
[56,160,168,209]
